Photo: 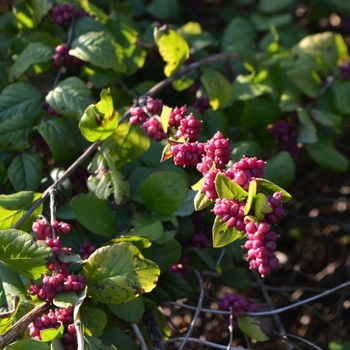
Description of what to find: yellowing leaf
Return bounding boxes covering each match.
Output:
[154,26,190,77]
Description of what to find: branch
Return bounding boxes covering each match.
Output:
[118,51,241,124]
[12,141,101,229]
[0,302,51,348]
[165,337,246,350]
[178,269,204,350]
[251,270,292,350]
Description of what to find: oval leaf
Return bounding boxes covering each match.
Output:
[79,88,118,142]
[215,173,248,201]
[237,315,269,342]
[46,77,93,119]
[141,171,188,215]
[70,193,118,236]
[0,229,52,280]
[212,215,244,248]
[81,243,160,304]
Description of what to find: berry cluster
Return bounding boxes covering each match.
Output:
[338,63,350,80]
[53,43,85,70]
[169,141,205,167]
[226,156,265,191]
[213,198,246,231]
[265,192,284,225]
[200,169,221,200]
[269,120,299,158]
[190,211,212,249]
[175,114,202,142]
[193,96,211,114]
[51,3,75,26]
[141,116,168,141]
[30,218,86,302]
[197,131,231,173]
[28,306,77,349]
[243,221,280,277]
[168,105,188,129]
[220,293,257,328]
[79,241,97,259]
[51,3,92,27]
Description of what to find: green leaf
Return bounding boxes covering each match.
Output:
[82,243,160,304]
[291,32,349,71]
[0,261,32,319]
[70,31,126,72]
[201,69,231,110]
[229,75,273,102]
[223,267,252,290]
[244,180,257,215]
[154,26,189,77]
[0,191,43,231]
[202,109,229,139]
[215,173,248,201]
[70,193,118,236]
[35,119,75,162]
[128,221,164,241]
[251,13,292,31]
[143,238,181,273]
[158,271,192,299]
[32,0,52,26]
[263,151,295,188]
[193,190,213,211]
[108,296,144,324]
[7,153,42,191]
[297,109,317,144]
[191,247,215,270]
[0,229,52,280]
[231,141,264,160]
[310,109,342,131]
[0,114,36,151]
[0,293,19,335]
[212,216,244,248]
[329,341,350,350]
[40,322,64,342]
[256,178,292,203]
[304,140,349,172]
[102,122,150,169]
[87,150,130,205]
[8,43,53,82]
[259,0,294,13]
[3,339,49,350]
[79,88,117,142]
[46,77,93,119]
[80,305,107,337]
[141,171,188,215]
[85,336,117,350]
[279,90,302,111]
[238,315,269,341]
[53,291,78,309]
[99,329,134,350]
[147,0,179,21]
[254,193,273,221]
[222,18,255,52]
[332,81,350,114]
[0,83,43,123]
[287,64,321,98]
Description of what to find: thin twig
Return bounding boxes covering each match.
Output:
[178,269,204,350]
[12,141,101,229]
[227,306,233,350]
[252,270,292,350]
[165,337,246,350]
[118,51,241,124]
[270,330,323,350]
[245,280,350,317]
[132,323,148,350]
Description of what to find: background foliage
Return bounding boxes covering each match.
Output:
[1,0,350,349]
